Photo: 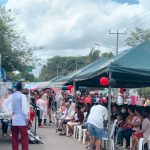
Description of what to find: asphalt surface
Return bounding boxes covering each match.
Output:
[0,125,86,150]
[0,125,121,150]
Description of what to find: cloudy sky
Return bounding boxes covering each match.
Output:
[3,0,150,76]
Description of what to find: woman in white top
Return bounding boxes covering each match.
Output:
[36,94,47,127]
[131,108,150,150]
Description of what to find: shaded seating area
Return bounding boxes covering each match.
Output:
[55,41,150,150]
[1,41,150,150]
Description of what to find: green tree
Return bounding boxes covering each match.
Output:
[126,27,150,98]
[101,52,114,58]
[88,48,100,62]
[126,27,150,47]
[39,56,89,81]
[39,50,113,81]
[0,7,35,73]
[137,88,150,98]
[10,72,35,82]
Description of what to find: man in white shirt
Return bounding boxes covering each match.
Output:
[11,82,29,150]
[87,104,108,150]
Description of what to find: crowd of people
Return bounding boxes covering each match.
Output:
[0,83,150,150]
[54,91,150,150]
[113,104,150,150]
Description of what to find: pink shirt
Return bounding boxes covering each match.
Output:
[131,116,142,131]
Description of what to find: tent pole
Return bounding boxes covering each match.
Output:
[73,81,77,103]
[108,72,112,150]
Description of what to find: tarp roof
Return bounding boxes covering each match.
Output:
[49,75,63,82]
[74,41,150,88]
[59,41,150,88]
[56,57,109,83]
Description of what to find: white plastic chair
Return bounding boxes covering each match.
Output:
[123,138,127,148]
[102,119,117,150]
[66,125,69,136]
[77,125,82,141]
[52,112,57,124]
[73,125,81,138]
[123,136,132,149]
[66,124,82,138]
[73,112,87,139]
[82,129,87,144]
[73,125,87,143]
[138,136,150,150]
[77,112,88,141]
[138,138,144,150]
[115,132,118,145]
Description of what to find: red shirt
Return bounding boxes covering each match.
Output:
[28,111,35,122]
[85,96,91,104]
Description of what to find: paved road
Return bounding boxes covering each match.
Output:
[0,126,86,150]
[0,126,121,150]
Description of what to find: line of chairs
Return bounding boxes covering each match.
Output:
[115,128,150,150]
[120,136,150,150]
[67,119,150,150]
[138,137,150,150]
[66,119,117,150]
[51,111,150,150]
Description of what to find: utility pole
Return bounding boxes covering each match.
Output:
[75,60,78,70]
[109,30,126,55]
[0,54,2,82]
[56,64,60,77]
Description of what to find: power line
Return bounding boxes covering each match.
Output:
[97,9,150,45]
[101,9,150,37]
[100,15,150,45]
[0,54,1,81]
[109,11,150,31]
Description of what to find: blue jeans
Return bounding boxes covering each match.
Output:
[116,127,125,143]
[122,129,135,146]
[1,119,9,134]
[88,123,107,139]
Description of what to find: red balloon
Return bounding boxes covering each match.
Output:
[68,85,73,90]
[120,88,124,94]
[100,77,109,86]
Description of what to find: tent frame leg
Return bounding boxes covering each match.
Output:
[73,81,77,103]
[108,72,112,150]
